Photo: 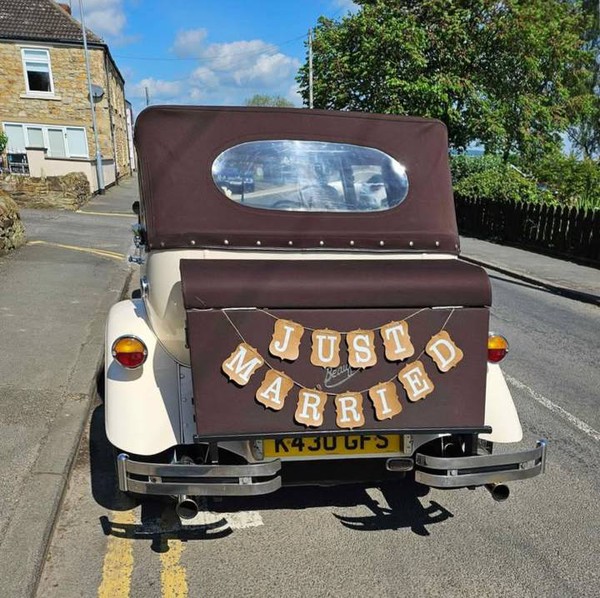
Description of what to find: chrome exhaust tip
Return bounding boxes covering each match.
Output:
[486,483,510,502]
[175,495,199,520]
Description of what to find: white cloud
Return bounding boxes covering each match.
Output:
[129,78,183,100]
[287,83,303,106]
[333,0,359,14]
[199,40,299,88]
[124,3,353,112]
[191,66,219,88]
[129,32,301,110]
[172,28,208,58]
[78,0,127,38]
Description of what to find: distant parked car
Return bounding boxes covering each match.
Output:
[214,166,255,193]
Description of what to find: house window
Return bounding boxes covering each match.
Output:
[47,128,67,157]
[2,123,89,158]
[26,127,44,148]
[22,48,54,94]
[3,124,27,153]
[65,128,88,157]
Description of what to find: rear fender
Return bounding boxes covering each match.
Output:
[481,363,523,443]
[105,299,180,455]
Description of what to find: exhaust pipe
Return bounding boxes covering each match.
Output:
[486,483,510,502]
[175,495,199,520]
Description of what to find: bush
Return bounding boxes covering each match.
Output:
[450,154,504,184]
[451,154,549,203]
[528,154,600,210]
[0,131,7,154]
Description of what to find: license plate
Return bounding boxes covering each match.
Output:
[263,435,402,459]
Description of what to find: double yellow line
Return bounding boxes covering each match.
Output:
[27,240,125,261]
[98,510,189,598]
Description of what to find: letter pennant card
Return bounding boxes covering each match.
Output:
[255,370,294,411]
[380,320,414,362]
[347,329,377,369]
[368,381,402,420]
[310,329,342,368]
[221,342,264,386]
[398,360,435,402]
[335,392,365,429]
[426,331,463,372]
[295,389,327,427]
[269,319,305,361]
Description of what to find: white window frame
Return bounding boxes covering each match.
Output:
[2,122,89,159]
[21,47,55,96]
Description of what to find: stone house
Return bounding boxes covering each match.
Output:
[0,0,132,192]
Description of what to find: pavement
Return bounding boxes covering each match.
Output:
[0,177,138,598]
[0,182,597,597]
[460,236,600,306]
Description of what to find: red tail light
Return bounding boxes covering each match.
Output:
[488,334,509,363]
[112,336,147,369]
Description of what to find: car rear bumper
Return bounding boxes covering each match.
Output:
[116,439,546,496]
[412,439,547,488]
[116,453,282,496]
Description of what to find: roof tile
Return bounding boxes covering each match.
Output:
[0,0,104,45]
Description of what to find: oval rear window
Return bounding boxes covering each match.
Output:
[212,140,409,212]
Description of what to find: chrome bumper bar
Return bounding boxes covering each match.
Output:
[116,453,282,496]
[414,440,547,488]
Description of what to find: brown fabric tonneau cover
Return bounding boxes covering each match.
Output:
[135,106,459,253]
[180,259,491,309]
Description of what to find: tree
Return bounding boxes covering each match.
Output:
[244,94,295,107]
[566,0,600,159]
[297,0,597,159]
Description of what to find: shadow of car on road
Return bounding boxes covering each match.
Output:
[89,403,454,547]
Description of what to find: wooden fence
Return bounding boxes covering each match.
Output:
[454,196,600,265]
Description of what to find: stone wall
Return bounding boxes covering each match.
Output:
[106,58,131,178]
[0,40,130,177]
[0,189,26,254]
[0,172,90,210]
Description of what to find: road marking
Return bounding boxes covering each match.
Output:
[97,510,136,598]
[506,373,600,442]
[160,539,188,598]
[27,240,125,261]
[182,501,264,530]
[76,210,135,218]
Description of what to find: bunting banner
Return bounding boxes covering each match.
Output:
[221,309,462,430]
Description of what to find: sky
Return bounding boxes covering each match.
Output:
[71,0,359,115]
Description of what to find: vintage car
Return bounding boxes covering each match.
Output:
[106,106,546,519]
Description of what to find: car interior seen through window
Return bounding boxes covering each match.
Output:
[212,140,409,212]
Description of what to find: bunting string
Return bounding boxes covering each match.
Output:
[221,307,456,397]
[252,306,429,334]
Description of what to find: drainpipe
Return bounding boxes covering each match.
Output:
[78,0,105,194]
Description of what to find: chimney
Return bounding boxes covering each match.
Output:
[57,2,71,15]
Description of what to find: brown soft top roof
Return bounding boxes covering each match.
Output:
[135,106,459,252]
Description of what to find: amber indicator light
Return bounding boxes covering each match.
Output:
[488,334,509,363]
[112,336,148,369]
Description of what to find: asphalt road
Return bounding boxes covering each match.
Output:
[36,270,599,598]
